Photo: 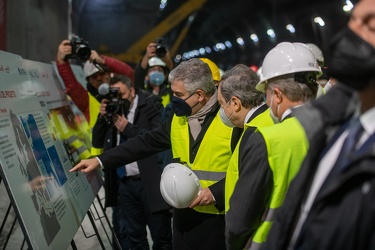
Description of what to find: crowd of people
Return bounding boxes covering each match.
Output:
[62,0,375,249]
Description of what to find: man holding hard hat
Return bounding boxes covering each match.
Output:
[70,58,242,249]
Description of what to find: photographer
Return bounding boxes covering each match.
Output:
[92,74,172,250]
[134,42,173,104]
[56,39,134,155]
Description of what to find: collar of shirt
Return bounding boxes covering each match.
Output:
[244,102,265,126]
[127,94,139,123]
[360,105,375,138]
[281,108,293,121]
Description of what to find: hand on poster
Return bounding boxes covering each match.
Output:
[28,176,54,191]
[69,158,100,173]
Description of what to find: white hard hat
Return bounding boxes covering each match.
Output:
[256,42,321,92]
[160,163,201,208]
[83,61,100,78]
[148,57,166,68]
[305,43,324,65]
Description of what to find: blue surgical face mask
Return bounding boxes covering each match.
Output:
[219,101,236,127]
[149,71,165,86]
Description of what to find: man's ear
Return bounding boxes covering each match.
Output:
[231,96,242,112]
[273,87,283,104]
[195,89,205,102]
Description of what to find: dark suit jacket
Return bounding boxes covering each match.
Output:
[263,84,375,250]
[92,89,170,213]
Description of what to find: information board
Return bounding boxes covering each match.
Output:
[0,50,102,249]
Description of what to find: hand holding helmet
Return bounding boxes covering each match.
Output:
[160,163,202,208]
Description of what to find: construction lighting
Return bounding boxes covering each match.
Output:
[160,0,167,10]
[236,37,245,46]
[267,29,276,38]
[286,24,295,33]
[314,17,325,26]
[343,0,354,12]
[250,34,259,43]
[225,41,232,48]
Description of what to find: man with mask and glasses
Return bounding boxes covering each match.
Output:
[225,42,320,250]
[92,74,172,250]
[263,1,375,249]
[70,58,242,249]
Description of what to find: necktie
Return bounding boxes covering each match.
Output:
[326,118,364,180]
[337,118,364,170]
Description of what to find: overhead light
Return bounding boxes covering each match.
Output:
[205,47,212,53]
[174,54,182,63]
[236,37,244,46]
[314,17,325,26]
[250,34,259,43]
[159,0,167,10]
[225,41,232,48]
[199,48,206,55]
[343,0,354,12]
[286,24,295,33]
[219,43,226,50]
[267,29,276,38]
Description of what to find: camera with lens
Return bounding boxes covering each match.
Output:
[155,38,167,58]
[65,35,91,61]
[103,88,130,119]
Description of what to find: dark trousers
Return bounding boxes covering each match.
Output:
[173,207,226,250]
[113,177,172,250]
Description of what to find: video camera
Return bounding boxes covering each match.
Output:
[155,38,167,58]
[65,35,91,61]
[97,83,130,119]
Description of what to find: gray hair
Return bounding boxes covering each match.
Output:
[268,73,318,102]
[220,74,264,109]
[221,64,254,82]
[168,58,216,95]
[110,74,133,89]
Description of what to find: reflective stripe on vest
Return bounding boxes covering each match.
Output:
[88,93,103,156]
[225,109,274,212]
[171,112,233,214]
[194,170,226,181]
[251,117,308,246]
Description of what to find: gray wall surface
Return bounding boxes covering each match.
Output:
[4,0,160,64]
[6,0,68,63]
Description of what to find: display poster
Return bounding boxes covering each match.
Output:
[0,51,102,250]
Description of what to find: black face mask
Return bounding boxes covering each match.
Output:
[171,96,192,117]
[327,27,375,91]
